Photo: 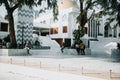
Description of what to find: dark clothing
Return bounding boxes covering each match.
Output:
[76,48,80,55]
[61,48,64,53]
[35,40,40,48]
[80,43,85,55]
[61,43,65,53]
[75,44,80,55]
[81,49,85,55]
[25,41,32,54]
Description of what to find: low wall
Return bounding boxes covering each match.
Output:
[0,48,91,56]
[0,49,27,56]
[0,49,8,56]
[63,48,91,55]
[111,49,120,58]
[85,48,91,55]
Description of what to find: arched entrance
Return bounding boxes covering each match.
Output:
[113,27,117,37]
[104,25,108,37]
[104,24,112,37]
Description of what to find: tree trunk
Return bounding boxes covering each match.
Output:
[79,11,87,28]
[79,0,87,29]
[8,11,17,48]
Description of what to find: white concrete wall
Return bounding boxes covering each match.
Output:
[14,8,18,34]
[49,7,79,40]
[63,48,91,55]
[99,18,105,36]
[117,26,120,38]
[0,49,27,56]
[0,32,9,39]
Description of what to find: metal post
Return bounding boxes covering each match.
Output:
[0,57,2,62]
[109,69,112,79]
[40,61,41,68]
[10,58,12,64]
[59,64,61,72]
[82,66,83,75]
[24,59,26,66]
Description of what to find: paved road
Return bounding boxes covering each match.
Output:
[0,48,120,80]
[1,48,119,73]
[0,63,106,80]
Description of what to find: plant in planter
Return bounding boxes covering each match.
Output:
[73,26,85,47]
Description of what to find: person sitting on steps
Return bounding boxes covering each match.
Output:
[61,42,65,53]
[80,42,85,55]
[25,41,32,55]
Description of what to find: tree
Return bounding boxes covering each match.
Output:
[73,0,97,44]
[73,0,120,43]
[96,0,120,26]
[3,35,10,43]
[0,0,58,48]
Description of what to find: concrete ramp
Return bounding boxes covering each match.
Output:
[90,38,119,58]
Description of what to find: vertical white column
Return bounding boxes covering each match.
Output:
[68,12,74,46]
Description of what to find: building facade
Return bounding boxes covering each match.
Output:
[34,0,80,47]
[33,0,120,47]
[11,0,119,48]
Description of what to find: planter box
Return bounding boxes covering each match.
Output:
[0,49,27,56]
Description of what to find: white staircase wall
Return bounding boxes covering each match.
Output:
[90,38,118,56]
[38,36,60,49]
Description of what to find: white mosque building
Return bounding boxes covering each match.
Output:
[33,0,120,47]
[0,0,120,49]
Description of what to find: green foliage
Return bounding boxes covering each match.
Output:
[52,1,58,20]
[0,0,58,48]
[117,11,120,25]
[96,0,120,26]
[73,27,85,39]
[37,0,58,20]
[4,14,8,21]
[3,35,10,42]
[75,0,97,40]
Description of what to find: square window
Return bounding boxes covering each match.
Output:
[63,26,67,33]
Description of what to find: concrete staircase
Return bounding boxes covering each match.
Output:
[31,36,61,55]
[38,36,60,49]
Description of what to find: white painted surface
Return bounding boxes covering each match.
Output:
[0,63,105,80]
